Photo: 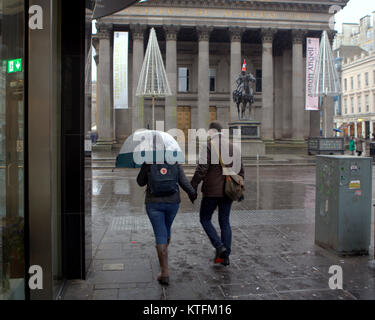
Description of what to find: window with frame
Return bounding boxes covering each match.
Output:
[178,67,189,92]
[351,97,354,113]
[344,78,347,91]
[351,76,354,90]
[209,68,216,92]
[365,95,369,112]
[357,74,361,89]
[344,98,348,114]
[256,69,262,93]
[365,72,369,86]
[358,96,362,113]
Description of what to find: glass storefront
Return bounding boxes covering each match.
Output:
[0,0,26,300]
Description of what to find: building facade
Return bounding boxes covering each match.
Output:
[93,0,347,148]
[334,51,375,139]
[333,12,375,53]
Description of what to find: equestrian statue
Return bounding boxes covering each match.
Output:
[233,60,256,120]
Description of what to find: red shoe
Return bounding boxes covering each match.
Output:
[214,246,227,264]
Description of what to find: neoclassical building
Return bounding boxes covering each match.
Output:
[92,0,348,149]
[334,51,375,139]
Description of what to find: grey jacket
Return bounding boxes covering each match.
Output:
[137,163,196,203]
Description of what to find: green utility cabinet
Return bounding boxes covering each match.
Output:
[315,155,372,255]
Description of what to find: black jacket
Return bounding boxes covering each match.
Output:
[137,163,196,203]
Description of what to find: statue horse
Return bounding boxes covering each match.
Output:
[233,85,254,120]
[232,70,255,120]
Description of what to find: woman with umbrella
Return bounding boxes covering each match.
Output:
[135,131,197,285]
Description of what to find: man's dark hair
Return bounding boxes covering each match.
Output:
[209,120,223,132]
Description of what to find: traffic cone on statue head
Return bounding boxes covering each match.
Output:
[242,59,247,72]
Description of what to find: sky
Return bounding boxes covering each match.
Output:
[334,0,375,32]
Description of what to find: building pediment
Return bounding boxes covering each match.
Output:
[137,0,349,13]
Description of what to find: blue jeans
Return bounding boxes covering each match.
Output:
[146,202,179,245]
[199,197,233,257]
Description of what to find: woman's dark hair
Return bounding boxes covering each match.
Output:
[209,120,223,132]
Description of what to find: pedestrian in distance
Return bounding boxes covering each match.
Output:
[137,159,197,285]
[191,121,244,267]
[349,137,355,156]
[356,136,363,156]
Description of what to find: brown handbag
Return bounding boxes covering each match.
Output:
[211,141,245,202]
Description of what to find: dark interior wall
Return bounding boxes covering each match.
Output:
[61,0,92,279]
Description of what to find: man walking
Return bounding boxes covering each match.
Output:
[356,136,363,156]
[191,121,244,266]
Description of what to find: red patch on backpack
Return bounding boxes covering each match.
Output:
[160,168,167,175]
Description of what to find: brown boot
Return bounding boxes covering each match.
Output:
[156,244,169,285]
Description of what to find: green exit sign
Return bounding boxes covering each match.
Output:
[7,58,22,73]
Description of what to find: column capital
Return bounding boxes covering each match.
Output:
[229,27,243,42]
[196,26,213,41]
[326,29,337,45]
[261,28,276,43]
[130,24,147,40]
[164,25,180,41]
[96,22,112,40]
[291,29,307,44]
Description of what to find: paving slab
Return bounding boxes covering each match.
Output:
[62,166,375,300]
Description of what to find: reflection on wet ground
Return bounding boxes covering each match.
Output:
[62,166,375,300]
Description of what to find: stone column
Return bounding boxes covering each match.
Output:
[130,24,146,132]
[282,48,292,138]
[261,28,276,141]
[303,56,310,139]
[291,30,305,141]
[197,26,211,130]
[229,27,242,122]
[92,36,99,133]
[274,53,283,140]
[96,23,114,148]
[310,111,321,136]
[165,25,179,131]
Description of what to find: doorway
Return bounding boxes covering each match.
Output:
[209,106,217,123]
[177,106,191,142]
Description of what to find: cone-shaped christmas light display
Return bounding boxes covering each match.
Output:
[136,28,172,129]
[311,30,341,138]
[136,28,172,98]
[312,30,341,97]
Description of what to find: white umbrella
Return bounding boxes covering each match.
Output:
[136,28,172,130]
[116,130,184,168]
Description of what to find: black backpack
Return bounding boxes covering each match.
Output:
[147,163,179,196]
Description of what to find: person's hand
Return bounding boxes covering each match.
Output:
[189,191,197,204]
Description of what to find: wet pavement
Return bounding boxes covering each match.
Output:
[62,166,375,300]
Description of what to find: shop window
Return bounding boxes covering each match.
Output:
[0,0,26,300]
